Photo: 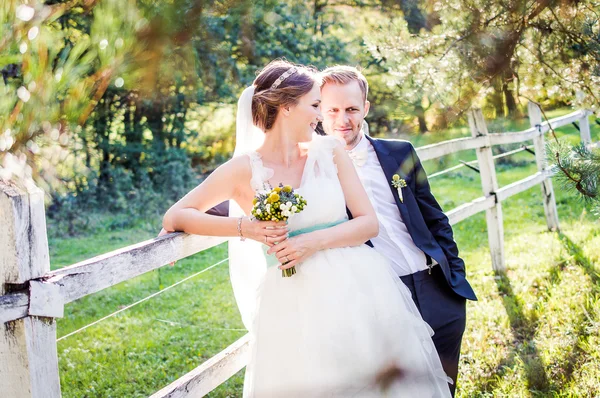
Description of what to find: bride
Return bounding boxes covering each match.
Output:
[162,60,451,397]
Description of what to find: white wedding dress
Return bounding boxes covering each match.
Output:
[241,135,451,397]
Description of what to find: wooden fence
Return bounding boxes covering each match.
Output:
[0,103,596,397]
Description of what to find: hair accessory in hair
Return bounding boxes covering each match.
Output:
[271,67,298,89]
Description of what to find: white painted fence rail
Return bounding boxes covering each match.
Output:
[0,103,596,397]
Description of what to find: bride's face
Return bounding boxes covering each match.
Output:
[285,83,323,142]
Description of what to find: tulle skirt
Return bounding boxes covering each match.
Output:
[243,244,451,397]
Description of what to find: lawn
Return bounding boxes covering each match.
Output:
[49,110,600,397]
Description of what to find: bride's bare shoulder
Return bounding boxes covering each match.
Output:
[208,154,252,182]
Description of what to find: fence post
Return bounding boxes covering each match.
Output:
[468,109,505,272]
[0,181,61,398]
[579,112,592,147]
[527,102,560,232]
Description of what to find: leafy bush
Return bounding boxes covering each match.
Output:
[48,147,198,237]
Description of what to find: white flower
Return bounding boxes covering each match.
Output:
[282,210,291,217]
[17,87,30,102]
[397,187,403,203]
[256,209,262,215]
[28,27,39,41]
[16,5,35,22]
[286,201,292,208]
[266,204,271,213]
[291,206,298,212]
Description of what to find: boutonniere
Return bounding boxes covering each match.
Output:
[391,174,407,202]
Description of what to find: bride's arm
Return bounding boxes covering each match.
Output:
[267,143,379,268]
[162,156,288,245]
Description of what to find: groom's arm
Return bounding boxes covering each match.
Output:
[407,144,466,277]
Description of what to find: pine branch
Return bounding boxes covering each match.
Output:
[520,96,598,199]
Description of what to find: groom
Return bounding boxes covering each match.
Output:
[318,66,476,396]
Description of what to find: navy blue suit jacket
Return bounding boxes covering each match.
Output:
[364,135,477,301]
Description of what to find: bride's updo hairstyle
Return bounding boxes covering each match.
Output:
[252,60,320,131]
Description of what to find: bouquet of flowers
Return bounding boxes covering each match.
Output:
[251,184,307,277]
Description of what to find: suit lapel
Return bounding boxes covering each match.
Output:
[366,136,412,227]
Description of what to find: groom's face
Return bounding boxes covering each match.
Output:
[320,80,370,150]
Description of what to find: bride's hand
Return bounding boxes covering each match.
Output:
[241,217,289,247]
[267,234,320,270]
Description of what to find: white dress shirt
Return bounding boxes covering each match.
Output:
[348,135,430,277]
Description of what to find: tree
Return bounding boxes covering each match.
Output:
[365,0,600,125]
[0,0,196,186]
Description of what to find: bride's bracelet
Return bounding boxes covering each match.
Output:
[237,216,246,241]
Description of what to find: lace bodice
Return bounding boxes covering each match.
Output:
[247,135,348,232]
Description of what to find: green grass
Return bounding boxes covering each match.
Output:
[50,110,600,397]
[49,231,245,397]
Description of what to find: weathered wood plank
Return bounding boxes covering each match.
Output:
[150,334,250,398]
[415,136,487,161]
[528,102,560,231]
[410,111,585,162]
[0,182,60,398]
[495,172,549,202]
[468,109,505,273]
[0,293,28,324]
[46,234,227,304]
[447,196,496,225]
[545,109,587,131]
[480,110,587,147]
[488,126,540,146]
[29,281,64,318]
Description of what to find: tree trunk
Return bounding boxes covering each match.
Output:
[490,76,505,118]
[415,105,428,133]
[94,98,112,188]
[145,100,165,152]
[313,0,327,36]
[503,82,519,116]
[123,92,144,173]
[502,69,520,117]
[81,132,91,169]
[400,0,428,33]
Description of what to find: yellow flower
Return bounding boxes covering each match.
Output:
[392,174,400,181]
[252,197,258,205]
[268,192,280,203]
[282,185,292,193]
[274,187,282,193]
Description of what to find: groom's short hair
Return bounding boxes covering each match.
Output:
[320,65,369,102]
